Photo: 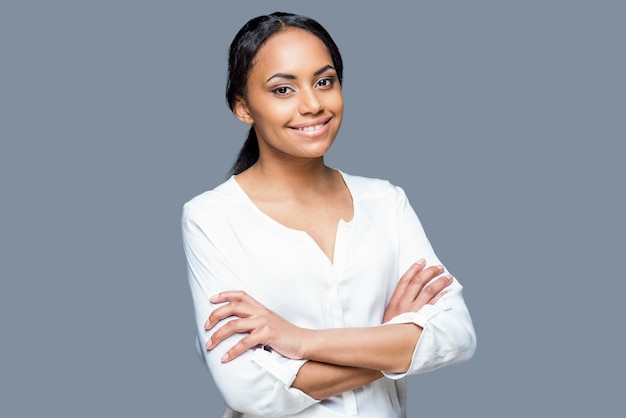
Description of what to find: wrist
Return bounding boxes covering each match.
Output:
[299,328,323,361]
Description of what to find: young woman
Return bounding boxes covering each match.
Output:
[182,12,476,418]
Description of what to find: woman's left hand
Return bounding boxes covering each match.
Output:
[383,260,452,323]
[205,291,310,362]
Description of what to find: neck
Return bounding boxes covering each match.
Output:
[244,156,336,196]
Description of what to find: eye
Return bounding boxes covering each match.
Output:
[272,86,294,97]
[315,77,335,89]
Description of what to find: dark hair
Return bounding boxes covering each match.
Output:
[226,12,344,176]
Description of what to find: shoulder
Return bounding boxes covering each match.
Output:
[182,177,245,225]
[339,171,407,202]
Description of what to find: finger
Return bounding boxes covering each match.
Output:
[220,332,266,362]
[405,265,445,301]
[205,301,257,330]
[206,316,262,350]
[428,289,450,306]
[402,259,427,282]
[413,274,453,307]
[210,290,255,304]
[388,259,426,305]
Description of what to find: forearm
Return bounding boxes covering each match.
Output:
[302,323,422,374]
[291,360,383,400]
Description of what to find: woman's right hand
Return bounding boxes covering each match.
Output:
[205,291,310,362]
[383,259,453,323]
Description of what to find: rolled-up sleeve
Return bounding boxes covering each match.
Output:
[383,187,477,379]
[182,202,319,416]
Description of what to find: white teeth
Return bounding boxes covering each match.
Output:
[296,122,326,131]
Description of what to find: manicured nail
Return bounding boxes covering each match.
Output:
[221,353,229,362]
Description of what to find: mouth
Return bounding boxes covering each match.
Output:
[290,117,332,132]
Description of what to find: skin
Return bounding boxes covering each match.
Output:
[233,28,348,261]
[208,28,452,400]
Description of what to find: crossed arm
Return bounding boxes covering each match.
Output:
[205,260,452,400]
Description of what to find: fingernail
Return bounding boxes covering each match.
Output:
[417,258,426,265]
[210,294,219,302]
[221,353,229,362]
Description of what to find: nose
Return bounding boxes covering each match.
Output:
[298,88,323,115]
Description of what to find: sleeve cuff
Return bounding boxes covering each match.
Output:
[382,304,446,380]
[251,348,308,387]
[384,303,445,328]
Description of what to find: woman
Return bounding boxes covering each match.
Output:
[182,12,476,417]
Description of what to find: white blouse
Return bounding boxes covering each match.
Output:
[182,172,476,418]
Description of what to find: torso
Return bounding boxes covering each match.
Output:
[184,171,416,416]
[234,168,353,263]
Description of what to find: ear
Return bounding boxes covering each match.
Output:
[233,98,254,125]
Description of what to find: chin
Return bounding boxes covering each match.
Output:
[299,141,335,159]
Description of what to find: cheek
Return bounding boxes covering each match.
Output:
[252,101,294,125]
[327,91,344,114]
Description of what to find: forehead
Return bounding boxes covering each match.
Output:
[250,28,333,77]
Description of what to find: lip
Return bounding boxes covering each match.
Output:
[289,116,332,130]
[288,116,333,138]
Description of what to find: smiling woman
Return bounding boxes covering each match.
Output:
[232,28,344,175]
[182,11,476,418]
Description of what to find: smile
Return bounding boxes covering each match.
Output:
[295,122,327,132]
[290,117,331,132]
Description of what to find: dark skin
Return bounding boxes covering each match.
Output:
[207,261,451,399]
[207,29,453,400]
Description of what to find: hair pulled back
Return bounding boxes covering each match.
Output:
[226,12,343,175]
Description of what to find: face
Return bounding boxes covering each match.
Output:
[234,28,344,163]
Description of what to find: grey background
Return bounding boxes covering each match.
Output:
[1,1,624,416]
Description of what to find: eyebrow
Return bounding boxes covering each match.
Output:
[266,65,336,83]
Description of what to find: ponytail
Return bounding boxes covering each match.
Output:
[229,127,259,176]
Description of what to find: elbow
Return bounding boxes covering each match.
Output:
[223,395,278,417]
[223,391,309,418]
[204,340,316,415]
[215,368,313,417]
[444,320,477,366]
[436,304,477,367]
[452,325,477,364]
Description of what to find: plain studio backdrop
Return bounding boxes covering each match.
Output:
[1,1,624,417]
